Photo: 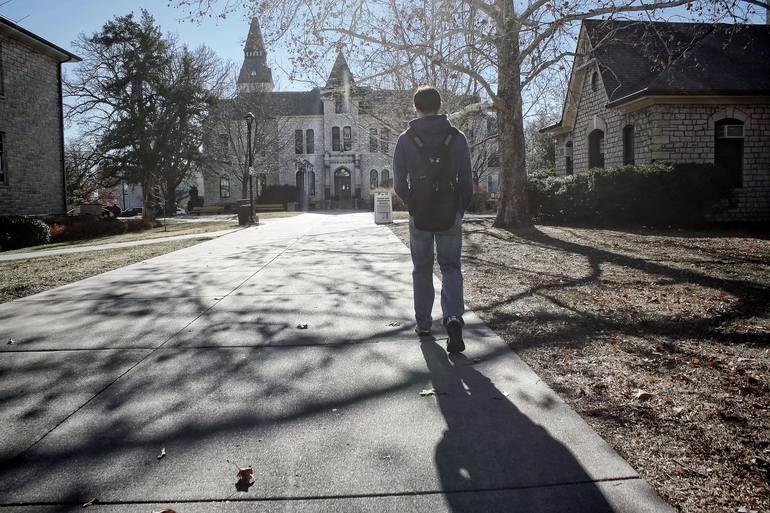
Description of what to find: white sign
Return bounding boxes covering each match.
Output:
[374,192,393,225]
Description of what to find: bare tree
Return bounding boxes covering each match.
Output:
[202,84,294,199]
[63,137,113,208]
[173,0,759,227]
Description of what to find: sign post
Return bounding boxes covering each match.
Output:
[374,191,393,225]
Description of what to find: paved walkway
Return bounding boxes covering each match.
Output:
[0,213,672,512]
[0,229,239,261]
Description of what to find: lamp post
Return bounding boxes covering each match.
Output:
[245,111,256,224]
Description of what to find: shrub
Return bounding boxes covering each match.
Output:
[0,216,51,251]
[527,163,731,227]
[48,218,158,242]
[258,185,298,206]
[187,195,204,213]
[468,189,492,213]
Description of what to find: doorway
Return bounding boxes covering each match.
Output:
[335,168,352,208]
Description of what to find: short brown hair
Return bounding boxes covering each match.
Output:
[413,86,441,114]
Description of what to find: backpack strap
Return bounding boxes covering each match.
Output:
[442,127,459,148]
[405,127,425,150]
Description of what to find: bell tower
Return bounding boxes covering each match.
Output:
[238,17,274,93]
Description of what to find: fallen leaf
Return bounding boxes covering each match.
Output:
[157,447,166,460]
[236,466,255,485]
[7,338,13,345]
[388,321,401,327]
[296,323,308,329]
[419,388,446,396]
[633,389,654,401]
[82,498,97,508]
[151,510,177,513]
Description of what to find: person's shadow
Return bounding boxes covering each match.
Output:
[420,340,616,512]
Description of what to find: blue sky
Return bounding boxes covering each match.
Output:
[0,0,304,91]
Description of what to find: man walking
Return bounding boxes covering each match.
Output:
[393,86,473,353]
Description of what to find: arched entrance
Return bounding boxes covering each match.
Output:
[588,129,605,169]
[334,167,352,209]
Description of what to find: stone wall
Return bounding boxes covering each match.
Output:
[649,104,770,221]
[0,36,65,215]
[552,61,770,221]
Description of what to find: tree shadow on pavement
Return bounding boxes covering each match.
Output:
[419,339,616,512]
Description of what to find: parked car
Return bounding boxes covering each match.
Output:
[120,207,143,217]
[175,206,187,215]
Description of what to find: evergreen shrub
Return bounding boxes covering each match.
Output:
[527,163,731,226]
[0,216,51,251]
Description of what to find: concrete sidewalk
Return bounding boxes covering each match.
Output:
[0,229,240,261]
[0,212,672,512]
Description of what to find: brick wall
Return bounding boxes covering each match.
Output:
[0,35,65,216]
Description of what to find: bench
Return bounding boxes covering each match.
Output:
[191,206,225,215]
[253,203,285,212]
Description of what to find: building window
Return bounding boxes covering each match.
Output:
[565,141,574,176]
[380,169,391,187]
[306,129,314,154]
[381,128,390,153]
[369,128,378,152]
[715,118,744,188]
[219,133,229,151]
[588,129,604,169]
[343,126,352,151]
[220,174,230,198]
[295,129,304,154]
[370,169,379,189]
[332,126,340,151]
[0,132,5,185]
[591,71,599,92]
[622,125,635,165]
[334,93,345,113]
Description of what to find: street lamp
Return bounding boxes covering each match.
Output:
[245,111,256,224]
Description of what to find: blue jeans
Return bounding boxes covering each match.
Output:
[409,213,464,329]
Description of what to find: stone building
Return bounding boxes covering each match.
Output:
[203,18,488,209]
[542,20,770,221]
[0,16,80,216]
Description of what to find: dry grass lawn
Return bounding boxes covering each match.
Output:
[390,220,770,513]
[0,238,206,303]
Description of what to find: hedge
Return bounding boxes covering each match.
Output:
[527,163,732,227]
[48,217,159,243]
[0,216,51,251]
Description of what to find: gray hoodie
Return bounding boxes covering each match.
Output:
[392,114,474,216]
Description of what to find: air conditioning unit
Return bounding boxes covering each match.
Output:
[716,124,744,139]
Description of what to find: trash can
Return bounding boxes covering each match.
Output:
[238,204,252,225]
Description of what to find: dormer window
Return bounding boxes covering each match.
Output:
[591,71,599,92]
[250,70,257,77]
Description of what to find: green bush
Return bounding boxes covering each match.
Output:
[187,195,204,213]
[527,163,731,227]
[49,218,158,242]
[468,189,493,213]
[0,216,51,251]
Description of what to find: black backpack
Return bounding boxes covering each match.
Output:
[406,126,459,232]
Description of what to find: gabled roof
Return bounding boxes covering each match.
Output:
[0,16,80,63]
[325,51,355,89]
[542,20,770,133]
[586,19,770,105]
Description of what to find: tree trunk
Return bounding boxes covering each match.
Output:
[494,20,531,228]
[142,173,156,222]
[166,177,177,216]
